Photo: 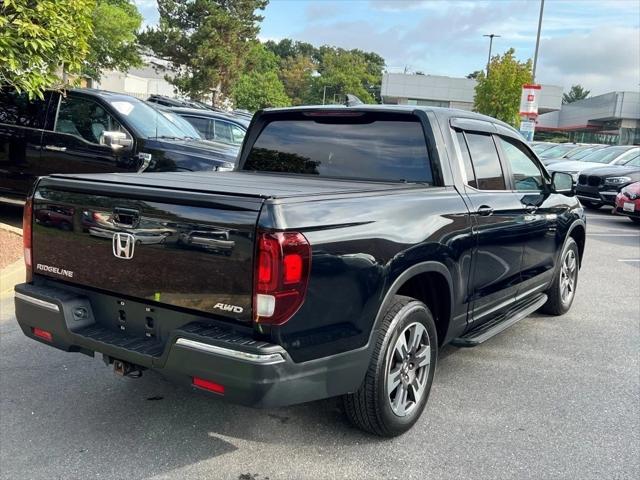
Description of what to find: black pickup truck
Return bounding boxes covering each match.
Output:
[15,106,586,437]
[0,88,237,205]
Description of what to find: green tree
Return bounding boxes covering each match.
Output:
[0,0,94,99]
[233,42,290,110]
[562,84,590,104]
[467,70,483,79]
[279,54,315,105]
[233,71,290,110]
[311,48,383,104]
[84,0,143,81]
[138,0,268,106]
[473,48,532,127]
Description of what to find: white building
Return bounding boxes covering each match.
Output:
[381,72,563,114]
[95,57,177,100]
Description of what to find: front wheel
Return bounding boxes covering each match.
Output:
[343,296,437,437]
[540,237,580,315]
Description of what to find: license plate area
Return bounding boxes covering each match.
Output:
[623,202,635,212]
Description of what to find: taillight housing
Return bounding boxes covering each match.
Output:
[254,231,311,325]
[23,196,33,282]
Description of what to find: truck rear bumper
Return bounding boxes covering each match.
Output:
[14,282,368,408]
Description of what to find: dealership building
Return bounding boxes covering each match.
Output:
[380,72,563,114]
[537,91,640,145]
[380,73,639,145]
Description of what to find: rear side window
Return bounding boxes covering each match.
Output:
[0,89,48,128]
[464,132,506,190]
[243,114,433,183]
[184,116,213,139]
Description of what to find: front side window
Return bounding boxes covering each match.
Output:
[243,114,433,183]
[464,132,506,190]
[497,136,544,192]
[55,96,125,145]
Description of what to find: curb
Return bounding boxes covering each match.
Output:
[0,259,25,297]
[0,222,22,236]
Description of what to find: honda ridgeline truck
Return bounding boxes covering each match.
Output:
[14,106,586,436]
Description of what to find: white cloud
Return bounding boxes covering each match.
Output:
[537,27,640,94]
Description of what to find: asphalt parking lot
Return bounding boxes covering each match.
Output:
[0,207,638,480]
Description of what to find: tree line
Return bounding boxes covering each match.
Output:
[1,0,589,124]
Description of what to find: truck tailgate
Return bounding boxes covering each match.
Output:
[31,179,263,322]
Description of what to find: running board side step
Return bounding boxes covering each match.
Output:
[452,293,548,347]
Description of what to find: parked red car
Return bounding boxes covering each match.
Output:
[614,181,640,224]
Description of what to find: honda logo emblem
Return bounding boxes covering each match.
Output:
[112,232,135,260]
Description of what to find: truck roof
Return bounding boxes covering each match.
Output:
[260,104,521,137]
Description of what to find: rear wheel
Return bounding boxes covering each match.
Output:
[540,237,579,315]
[343,296,437,437]
[582,200,602,210]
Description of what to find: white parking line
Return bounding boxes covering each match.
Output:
[617,259,640,263]
[587,233,640,237]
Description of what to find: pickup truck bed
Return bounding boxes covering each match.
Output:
[47,171,419,199]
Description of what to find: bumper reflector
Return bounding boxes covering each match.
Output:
[193,376,225,395]
[32,327,53,342]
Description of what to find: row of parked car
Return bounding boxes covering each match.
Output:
[531,141,640,223]
[0,88,250,204]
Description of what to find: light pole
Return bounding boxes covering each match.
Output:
[483,33,500,77]
[532,0,545,83]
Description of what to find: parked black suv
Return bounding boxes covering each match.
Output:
[0,88,237,204]
[576,152,640,208]
[15,105,586,437]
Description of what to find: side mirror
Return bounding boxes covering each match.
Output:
[100,131,133,152]
[551,171,574,195]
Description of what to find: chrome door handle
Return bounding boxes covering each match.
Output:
[44,145,67,152]
[477,205,494,216]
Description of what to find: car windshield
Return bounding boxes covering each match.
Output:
[107,98,190,139]
[532,143,556,154]
[622,152,640,166]
[159,110,202,139]
[569,146,601,160]
[581,147,634,164]
[539,144,576,158]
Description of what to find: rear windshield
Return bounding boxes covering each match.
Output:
[242,114,433,183]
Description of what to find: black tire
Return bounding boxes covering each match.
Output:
[630,217,640,224]
[343,295,437,437]
[582,200,602,210]
[540,237,580,315]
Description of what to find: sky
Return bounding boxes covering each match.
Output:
[134,0,640,95]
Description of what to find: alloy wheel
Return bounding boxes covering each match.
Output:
[386,321,431,417]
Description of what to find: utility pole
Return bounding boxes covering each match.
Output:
[532,0,545,83]
[483,34,500,77]
[322,85,328,105]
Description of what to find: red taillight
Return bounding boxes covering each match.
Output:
[254,231,311,325]
[23,197,33,282]
[192,376,225,394]
[32,327,52,342]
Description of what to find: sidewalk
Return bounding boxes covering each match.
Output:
[0,222,24,304]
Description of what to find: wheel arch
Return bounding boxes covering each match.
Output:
[372,262,454,347]
[567,220,586,267]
